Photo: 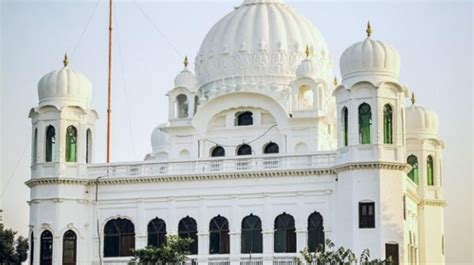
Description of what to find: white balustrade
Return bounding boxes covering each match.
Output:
[87,152,336,179]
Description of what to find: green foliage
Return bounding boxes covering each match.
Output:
[130,235,193,265]
[0,224,29,264]
[297,239,392,265]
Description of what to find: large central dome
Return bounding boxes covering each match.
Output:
[195,0,332,98]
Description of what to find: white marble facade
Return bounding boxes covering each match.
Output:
[27,0,446,264]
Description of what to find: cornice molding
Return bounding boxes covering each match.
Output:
[419,199,447,208]
[26,161,409,187]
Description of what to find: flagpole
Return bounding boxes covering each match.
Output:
[106,0,113,163]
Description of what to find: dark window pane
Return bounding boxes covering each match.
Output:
[274,213,296,253]
[30,233,34,265]
[45,126,56,162]
[178,217,198,255]
[211,146,225,157]
[147,218,167,247]
[236,111,253,126]
[241,214,262,254]
[237,144,252,156]
[308,212,324,252]
[104,218,135,257]
[65,126,77,162]
[209,215,229,254]
[383,104,393,144]
[63,230,77,265]
[40,230,53,265]
[263,142,279,154]
[359,202,375,228]
[358,103,372,144]
[385,243,399,265]
[343,107,349,146]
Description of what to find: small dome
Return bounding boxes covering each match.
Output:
[406,104,439,134]
[38,56,92,108]
[295,58,317,78]
[174,67,197,90]
[340,25,400,82]
[151,126,169,151]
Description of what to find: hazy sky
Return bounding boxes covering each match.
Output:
[1,0,472,263]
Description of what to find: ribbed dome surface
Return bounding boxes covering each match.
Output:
[151,127,170,151]
[406,105,439,134]
[174,67,197,90]
[195,0,332,94]
[340,37,400,80]
[38,65,92,108]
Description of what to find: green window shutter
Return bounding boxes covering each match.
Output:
[383,104,393,144]
[66,126,77,162]
[427,156,434,186]
[359,103,372,144]
[407,155,419,184]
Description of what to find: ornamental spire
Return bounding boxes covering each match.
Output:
[63,53,69,67]
[366,21,372,37]
[333,77,338,86]
[411,92,416,105]
[305,45,311,59]
[184,56,189,68]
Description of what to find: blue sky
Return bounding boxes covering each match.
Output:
[1,0,472,263]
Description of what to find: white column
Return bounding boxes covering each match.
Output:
[198,233,209,265]
[136,200,147,249]
[230,231,241,265]
[262,230,273,265]
[296,229,308,252]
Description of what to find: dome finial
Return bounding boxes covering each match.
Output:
[63,53,69,67]
[411,92,416,105]
[305,45,312,59]
[366,21,372,37]
[333,77,338,86]
[184,56,189,68]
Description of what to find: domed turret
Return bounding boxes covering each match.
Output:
[195,0,332,98]
[295,46,318,79]
[37,54,92,109]
[340,22,400,86]
[174,56,197,90]
[151,126,169,151]
[406,93,439,134]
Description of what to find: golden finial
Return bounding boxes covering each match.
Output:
[366,21,372,37]
[411,92,416,105]
[333,77,338,86]
[305,45,311,58]
[63,53,69,67]
[184,56,189,67]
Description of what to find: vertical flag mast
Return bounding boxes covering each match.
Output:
[106,0,113,163]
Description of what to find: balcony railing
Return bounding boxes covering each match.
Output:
[87,152,336,179]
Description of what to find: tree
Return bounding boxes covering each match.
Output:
[130,235,193,265]
[0,224,29,264]
[297,239,392,265]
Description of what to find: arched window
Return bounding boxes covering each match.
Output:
[298,85,314,110]
[104,218,135,257]
[236,111,253,126]
[407,155,419,184]
[427,155,434,186]
[194,95,199,114]
[241,214,262,254]
[342,107,349,146]
[178,216,198,255]
[274,213,296,253]
[211,146,225,157]
[30,232,34,265]
[308,212,324,252]
[65,126,77,162]
[40,230,53,265]
[358,103,372,144]
[176,94,189,118]
[237,144,252,156]
[45,125,56,162]
[63,230,77,265]
[86,129,92,164]
[263,142,279,154]
[147,218,167,247]
[32,128,38,163]
[209,215,229,254]
[383,104,393,144]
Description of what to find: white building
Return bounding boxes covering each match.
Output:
[26,0,446,264]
